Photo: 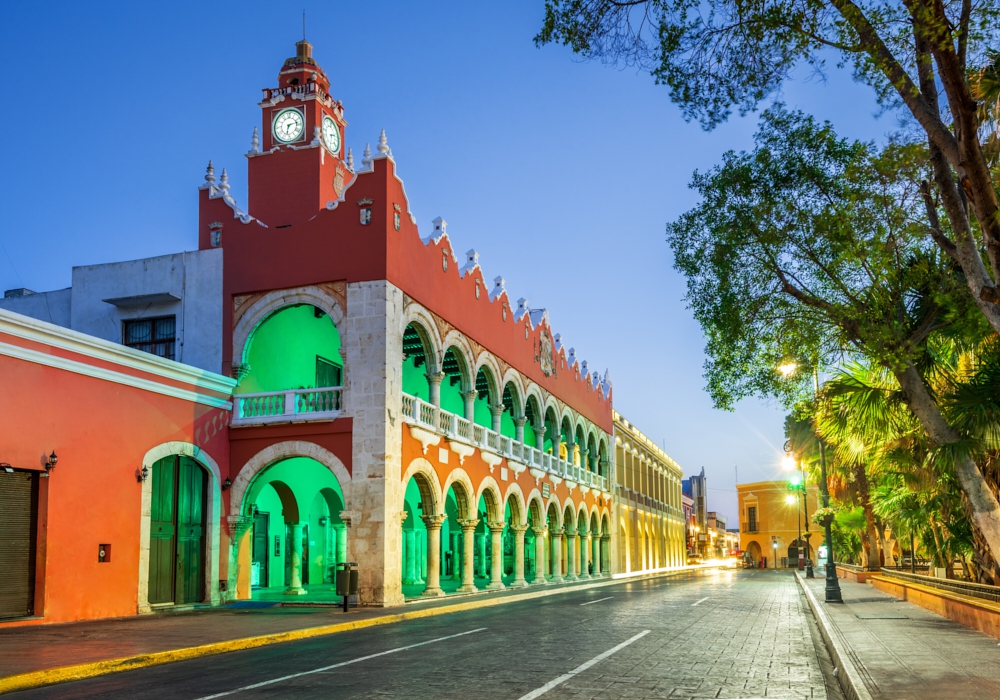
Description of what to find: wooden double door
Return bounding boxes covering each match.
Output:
[149,456,207,605]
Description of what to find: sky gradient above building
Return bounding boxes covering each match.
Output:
[0,0,892,523]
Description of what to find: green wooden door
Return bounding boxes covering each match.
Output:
[175,457,206,604]
[148,457,177,604]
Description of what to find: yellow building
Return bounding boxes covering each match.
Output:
[737,480,821,568]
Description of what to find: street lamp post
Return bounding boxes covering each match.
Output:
[801,462,814,578]
[813,369,843,603]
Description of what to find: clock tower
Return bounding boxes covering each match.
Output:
[247,40,350,228]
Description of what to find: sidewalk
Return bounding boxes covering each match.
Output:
[0,568,705,692]
[798,570,1000,700]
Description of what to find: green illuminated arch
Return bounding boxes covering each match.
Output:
[239,305,342,394]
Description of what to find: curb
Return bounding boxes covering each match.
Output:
[0,567,712,694]
[795,571,874,700]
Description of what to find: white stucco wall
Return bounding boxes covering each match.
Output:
[68,249,223,373]
[0,288,71,327]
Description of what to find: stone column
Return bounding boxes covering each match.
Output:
[450,532,462,580]
[533,426,547,453]
[402,529,417,585]
[532,526,548,584]
[514,417,527,444]
[486,522,506,590]
[550,528,564,583]
[475,531,487,577]
[285,522,307,595]
[225,515,254,603]
[549,424,561,456]
[490,404,505,434]
[602,535,611,575]
[578,531,591,579]
[565,527,579,581]
[420,515,446,597]
[566,441,576,466]
[335,525,348,566]
[459,518,480,593]
[461,390,477,422]
[416,530,426,584]
[511,525,529,588]
[591,532,600,576]
[426,370,444,407]
[580,448,590,472]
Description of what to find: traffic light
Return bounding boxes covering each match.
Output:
[788,472,803,490]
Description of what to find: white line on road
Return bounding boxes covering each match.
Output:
[515,630,651,700]
[692,597,710,606]
[579,597,613,606]
[192,627,487,699]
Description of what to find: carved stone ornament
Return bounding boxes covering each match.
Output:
[360,207,372,225]
[538,330,555,377]
[357,197,374,206]
[333,166,345,198]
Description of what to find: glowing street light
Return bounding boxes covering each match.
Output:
[781,453,797,471]
[785,494,797,505]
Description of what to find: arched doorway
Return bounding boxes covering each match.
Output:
[148,455,208,605]
[242,457,346,599]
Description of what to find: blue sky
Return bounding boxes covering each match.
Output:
[0,1,892,523]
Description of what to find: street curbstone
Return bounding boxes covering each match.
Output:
[795,571,874,700]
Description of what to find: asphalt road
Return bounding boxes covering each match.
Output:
[12,569,844,700]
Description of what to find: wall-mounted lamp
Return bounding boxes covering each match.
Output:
[136,465,149,483]
[222,477,232,491]
[45,451,58,471]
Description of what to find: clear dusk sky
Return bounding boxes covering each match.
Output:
[0,1,892,524]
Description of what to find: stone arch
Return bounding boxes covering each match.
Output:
[441,330,476,382]
[576,503,589,532]
[559,404,576,435]
[500,369,526,414]
[441,343,474,394]
[525,489,546,525]
[403,303,443,370]
[230,441,352,517]
[403,319,440,376]
[524,384,545,421]
[266,480,300,522]
[543,396,561,426]
[473,353,502,400]
[545,495,563,528]
[138,441,224,612]
[600,510,611,536]
[441,467,476,520]
[503,482,527,526]
[233,285,345,369]
[475,476,504,522]
[401,457,444,516]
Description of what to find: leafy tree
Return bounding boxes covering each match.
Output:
[536,0,1000,339]
[667,105,1000,562]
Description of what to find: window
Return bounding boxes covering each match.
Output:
[315,356,342,388]
[123,316,176,360]
[747,506,757,533]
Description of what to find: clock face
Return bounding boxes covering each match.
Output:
[322,116,341,154]
[273,109,304,143]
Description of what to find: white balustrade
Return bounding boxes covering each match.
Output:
[234,386,342,425]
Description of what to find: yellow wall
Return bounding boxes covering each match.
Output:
[738,481,820,568]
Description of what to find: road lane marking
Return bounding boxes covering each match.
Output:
[515,630,651,700]
[191,627,486,699]
[579,597,613,606]
[692,597,710,606]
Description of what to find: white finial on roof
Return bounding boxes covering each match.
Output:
[205,160,216,183]
[362,143,372,170]
[377,129,391,156]
[460,249,480,277]
[580,359,589,377]
[346,147,354,172]
[568,348,577,368]
[432,217,447,236]
[490,276,506,302]
[515,298,529,323]
[219,168,230,191]
[554,334,563,352]
[248,127,260,155]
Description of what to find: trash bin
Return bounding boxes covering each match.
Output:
[336,562,358,612]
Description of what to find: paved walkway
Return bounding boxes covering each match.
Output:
[801,572,1000,699]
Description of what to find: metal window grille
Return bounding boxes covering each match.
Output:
[123,316,176,360]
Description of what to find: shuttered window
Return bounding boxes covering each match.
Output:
[0,469,39,619]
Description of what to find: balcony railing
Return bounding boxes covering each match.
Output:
[233,386,342,426]
[401,393,612,495]
[742,521,759,534]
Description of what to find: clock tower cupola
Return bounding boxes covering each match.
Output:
[247,40,350,228]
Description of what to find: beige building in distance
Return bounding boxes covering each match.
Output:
[737,481,820,568]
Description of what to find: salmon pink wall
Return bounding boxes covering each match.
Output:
[1,351,230,626]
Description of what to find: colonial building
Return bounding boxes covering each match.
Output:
[612,411,685,574]
[737,480,820,568]
[1,39,624,621]
[683,468,708,558]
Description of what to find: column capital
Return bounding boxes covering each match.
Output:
[510,524,528,534]
[600,534,611,542]
[489,403,505,417]
[565,526,577,537]
[459,517,481,531]
[487,521,506,533]
[551,527,565,537]
[425,370,445,386]
[532,525,549,537]
[339,510,360,527]
[226,515,254,538]
[421,514,447,530]
[461,389,478,401]
[514,417,527,428]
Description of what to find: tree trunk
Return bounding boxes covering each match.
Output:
[892,361,1000,564]
[855,464,881,569]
